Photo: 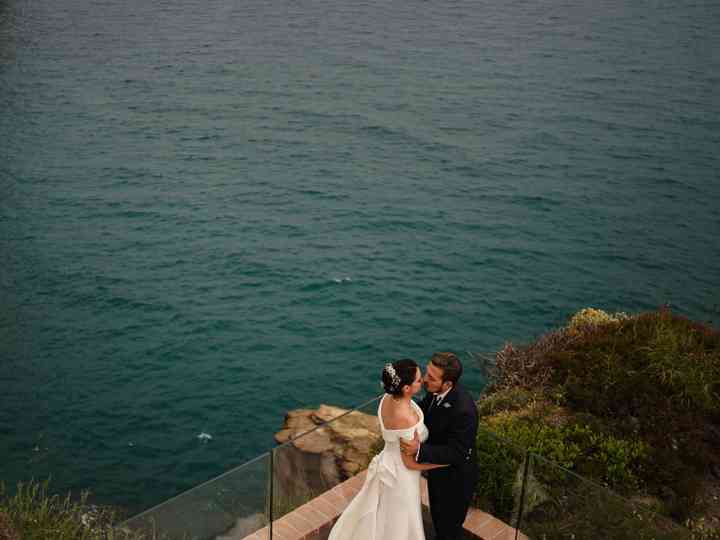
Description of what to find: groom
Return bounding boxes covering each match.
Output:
[400,352,479,540]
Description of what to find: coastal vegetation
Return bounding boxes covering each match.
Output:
[0,479,119,539]
[474,307,720,538]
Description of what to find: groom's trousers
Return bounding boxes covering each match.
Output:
[428,478,472,540]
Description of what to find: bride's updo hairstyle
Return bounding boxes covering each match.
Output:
[382,359,419,396]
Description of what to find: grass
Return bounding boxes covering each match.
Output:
[0,479,115,540]
[0,479,166,540]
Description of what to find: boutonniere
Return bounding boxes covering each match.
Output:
[443,402,452,408]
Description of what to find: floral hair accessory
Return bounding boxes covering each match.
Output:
[384,363,401,391]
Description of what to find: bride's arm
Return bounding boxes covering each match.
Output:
[400,451,448,471]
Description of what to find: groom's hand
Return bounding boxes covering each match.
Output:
[400,430,420,457]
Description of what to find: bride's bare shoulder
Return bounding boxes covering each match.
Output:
[381,398,418,430]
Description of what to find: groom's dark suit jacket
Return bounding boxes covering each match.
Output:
[417,383,479,540]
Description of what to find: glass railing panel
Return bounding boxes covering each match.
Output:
[116,452,270,540]
[474,425,530,532]
[270,396,382,525]
[519,453,691,540]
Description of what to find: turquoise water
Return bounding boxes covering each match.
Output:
[1,0,719,514]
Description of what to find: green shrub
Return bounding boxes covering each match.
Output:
[522,483,692,540]
[550,309,720,418]
[479,307,720,525]
[474,428,524,520]
[483,415,647,491]
[477,387,537,417]
[0,479,117,540]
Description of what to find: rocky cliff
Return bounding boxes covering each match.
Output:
[273,404,381,509]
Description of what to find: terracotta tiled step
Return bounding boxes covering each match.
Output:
[237,471,527,540]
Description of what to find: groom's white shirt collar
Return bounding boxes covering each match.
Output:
[434,386,452,405]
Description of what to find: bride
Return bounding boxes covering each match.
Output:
[328,359,447,540]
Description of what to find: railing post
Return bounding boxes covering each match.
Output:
[515,450,531,540]
[268,448,274,540]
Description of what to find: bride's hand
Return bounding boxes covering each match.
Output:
[400,429,420,456]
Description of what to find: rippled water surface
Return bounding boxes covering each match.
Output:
[1,0,719,513]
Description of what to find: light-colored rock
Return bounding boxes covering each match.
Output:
[312,405,350,423]
[274,428,293,444]
[291,426,335,454]
[272,403,381,515]
[285,409,318,429]
[216,512,267,540]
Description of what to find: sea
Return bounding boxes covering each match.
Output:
[1,0,718,515]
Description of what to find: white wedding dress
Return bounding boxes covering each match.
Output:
[328,394,430,540]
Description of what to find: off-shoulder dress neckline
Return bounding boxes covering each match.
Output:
[378,394,423,432]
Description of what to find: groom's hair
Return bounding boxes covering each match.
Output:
[430,352,462,385]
